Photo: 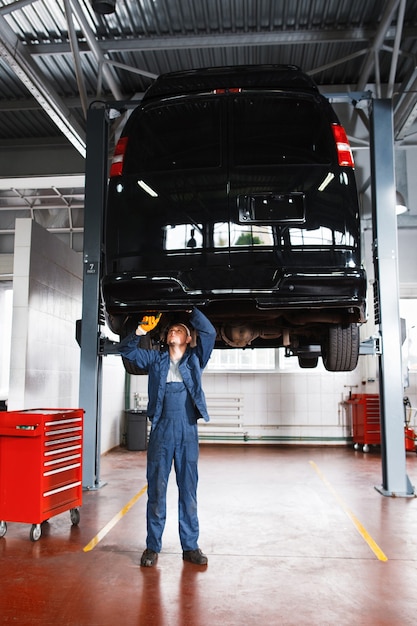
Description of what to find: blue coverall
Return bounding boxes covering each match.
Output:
[118,308,216,553]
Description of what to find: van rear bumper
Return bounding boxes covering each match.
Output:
[102,267,367,321]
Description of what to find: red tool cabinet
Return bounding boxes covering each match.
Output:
[346,394,380,452]
[346,394,417,453]
[0,408,83,541]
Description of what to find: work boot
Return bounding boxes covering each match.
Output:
[140,548,158,567]
[183,548,208,565]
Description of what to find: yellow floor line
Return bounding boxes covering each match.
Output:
[83,484,148,552]
[309,461,388,562]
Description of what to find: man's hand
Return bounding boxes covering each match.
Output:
[136,313,161,335]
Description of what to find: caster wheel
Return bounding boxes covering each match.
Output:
[363,444,370,453]
[354,443,359,451]
[0,521,7,538]
[70,508,80,526]
[30,524,42,542]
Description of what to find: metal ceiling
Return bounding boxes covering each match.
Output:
[0,0,416,254]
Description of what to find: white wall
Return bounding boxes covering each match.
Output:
[9,219,82,409]
[129,358,380,445]
[8,218,125,453]
[100,354,126,451]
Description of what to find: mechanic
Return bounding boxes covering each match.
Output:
[118,307,216,567]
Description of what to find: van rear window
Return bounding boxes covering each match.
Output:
[125,100,222,172]
[124,94,333,173]
[232,96,333,166]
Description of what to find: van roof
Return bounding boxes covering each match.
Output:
[142,64,320,102]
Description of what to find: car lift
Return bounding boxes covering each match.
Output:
[78,97,414,497]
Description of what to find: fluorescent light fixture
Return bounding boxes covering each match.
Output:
[138,180,158,197]
[318,172,335,192]
[0,175,85,190]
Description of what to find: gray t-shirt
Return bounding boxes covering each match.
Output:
[167,358,183,382]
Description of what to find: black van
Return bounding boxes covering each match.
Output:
[102,65,367,372]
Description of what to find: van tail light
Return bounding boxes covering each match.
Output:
[213,88,242,94]
[110,136,128,178]
[331,124,354,167]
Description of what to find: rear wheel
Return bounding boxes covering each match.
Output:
[106,313,123,335]
[322,324,360,372]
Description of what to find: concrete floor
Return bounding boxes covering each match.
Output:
[1,444,417,625]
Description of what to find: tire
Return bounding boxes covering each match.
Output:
[122,356,148,375]
[106,313,123,335]
[298,356,319,369]
[322,323,360,372]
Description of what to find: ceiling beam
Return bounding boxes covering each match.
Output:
[26,26,417,57]
[69,0,123,100]
[356,0,402,91]
[0,14,87,157]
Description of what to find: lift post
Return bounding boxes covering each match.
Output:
[78,105,108,490]
[370,98,414,497]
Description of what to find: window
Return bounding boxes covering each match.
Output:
[0,283,12,402]
[206,347,327,372]
[400,299,417,373]
[213,222,274,247]
[129,100,222,172]
[232,96,332,166]
[207,348,276,371]
[288,226,353,246]
[165,223,203,250]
